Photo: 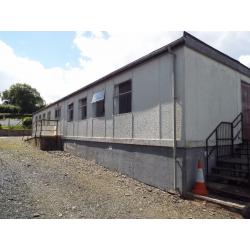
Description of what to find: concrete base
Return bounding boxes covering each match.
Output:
[63,139,188,193]
[27,136,63,151]
[187,192,245,214]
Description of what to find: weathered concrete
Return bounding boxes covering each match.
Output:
[0,129,32,137]
[63,139,213,194]
[63,139,185,193]
[187,193,245,214]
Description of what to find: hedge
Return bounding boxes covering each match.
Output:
[0,104,21,114]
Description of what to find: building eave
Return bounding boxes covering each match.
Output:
[33,35,185,115]
[34,31,250,115]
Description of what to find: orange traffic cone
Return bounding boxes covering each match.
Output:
[192,160,208,196]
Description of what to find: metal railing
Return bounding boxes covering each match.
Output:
[205,113,243,178]
[33,119,59,137]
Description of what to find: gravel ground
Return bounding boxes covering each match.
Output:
[0,137,241,219]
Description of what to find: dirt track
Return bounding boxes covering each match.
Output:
[0,137,241,219]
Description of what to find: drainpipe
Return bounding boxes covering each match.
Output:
[168,47,177,191]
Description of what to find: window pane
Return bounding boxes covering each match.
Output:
[119,92,131,114]
[92,90,105,103]
[114,80,132,115]
[79,98,87,120]
[80,106,87,119]
[119,80,131,94]
[55,107,61,119]
[95,100,105,117]
[68,103,74,121]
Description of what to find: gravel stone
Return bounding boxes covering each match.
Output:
[0,137,242,219]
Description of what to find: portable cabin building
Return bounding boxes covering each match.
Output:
[33,32,250,194]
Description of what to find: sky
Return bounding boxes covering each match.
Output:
[0,31,250,105]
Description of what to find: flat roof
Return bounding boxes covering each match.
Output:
[34,31,250,114]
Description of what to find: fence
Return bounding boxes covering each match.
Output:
[33,119,59,137]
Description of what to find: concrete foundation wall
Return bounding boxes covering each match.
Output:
[63,139,185,193]
[27,136,63,151]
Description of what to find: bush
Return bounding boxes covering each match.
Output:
[0,104,21,114]
[0,123,2,129]
[22,117,32,129]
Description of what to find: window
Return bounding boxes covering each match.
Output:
[79,98,87,120]
[68,103,74,122]
[47,111,51,120]
[55,107,61,120]
[47,111,51,125]
[92,90,105,117]
[42,113,46,119]
[114,80,132,115]
[95,101,105,117]
[39,115,41,120]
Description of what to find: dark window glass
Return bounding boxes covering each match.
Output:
[114,80,132,115]
[79,98,87,120]
[68,103,74,122]
[55,107,61,120]
[47,111,51,125]
[95,100,105,117]
[47,111,51,120]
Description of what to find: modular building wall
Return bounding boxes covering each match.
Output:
[33,46,186,193]
[184,46,250,147]
[33,47,185,146]
[183,46,250,191]
[32,34,250,194]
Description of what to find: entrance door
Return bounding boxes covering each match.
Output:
[241,81,250,140]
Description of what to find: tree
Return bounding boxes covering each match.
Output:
[1,83,45,113]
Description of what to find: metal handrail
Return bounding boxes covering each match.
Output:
[33,119,59,137]
[205,113,243,179]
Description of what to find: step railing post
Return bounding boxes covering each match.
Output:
[206,140,209,180]
[216,128,218,160]
[247,140,250,186]
[231,123,234,157]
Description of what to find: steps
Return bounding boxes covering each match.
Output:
[205,114,250,202]
[209,156,249,185]
[207,182,250,203]
[209,142,250,186]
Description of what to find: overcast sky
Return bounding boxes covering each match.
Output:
[0,31,250,104]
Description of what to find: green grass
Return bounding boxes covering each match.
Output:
[0,125,31,130]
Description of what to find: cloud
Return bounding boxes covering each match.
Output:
[1,31,250,105]
[73,31,182,78]
[239,55,250,67]
[0,40,87,104]
[0,31,183,104]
